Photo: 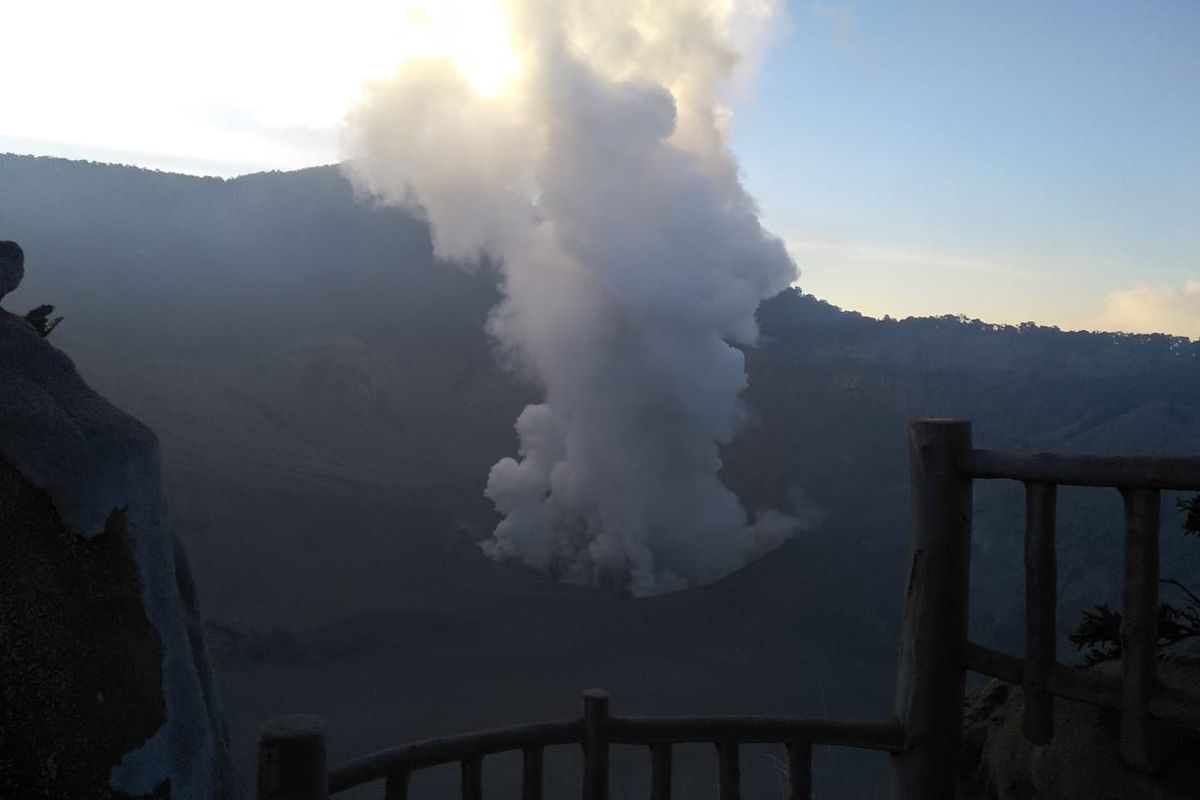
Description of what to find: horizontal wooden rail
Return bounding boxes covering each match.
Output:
[957,433,1200,773]
[963,642,1200,726]
[327,719,582,792]
[964,449,1200,490]
[607,716,904,751]
[965,642,1122,708]
[323,713,904,795]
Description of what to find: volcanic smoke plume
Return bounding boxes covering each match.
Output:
[345,0,801,595]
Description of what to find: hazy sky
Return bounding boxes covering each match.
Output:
[2,1,1197,335]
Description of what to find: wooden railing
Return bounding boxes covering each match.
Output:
[900,419,1200,795]
[256,692,905,800]
[256,419,1200,800]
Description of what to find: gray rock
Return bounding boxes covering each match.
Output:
[0,311,236,799]
[0,240,23,303]
[960,658,1200,800]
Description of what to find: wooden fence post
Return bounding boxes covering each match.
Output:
[1120,487,1161,770]
[257,714,328,800]
[650,744,672,800]
[582,690,610,800]
[891,419,973,799]
[716,740,740,800]
[523,746,545,800]
[1023,481,1058,744]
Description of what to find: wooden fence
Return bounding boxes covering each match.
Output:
[257,696,906,800]
[257,419,1200,799]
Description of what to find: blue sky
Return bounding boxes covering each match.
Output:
[2,1,1197,334]
[734,2,1199,332]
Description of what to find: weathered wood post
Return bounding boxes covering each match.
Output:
[582,689,610,800]
[890,419,973,799]
[650,744,672,800]
[787,742,813,800]
[716,740,741,800]
[523,746,545,800]
[1119,487,1161,770]
[1023,481,1058,744]
[257,714,328,800]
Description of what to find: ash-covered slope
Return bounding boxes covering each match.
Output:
[1,154,500,360]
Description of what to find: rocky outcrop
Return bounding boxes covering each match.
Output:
[0,304,234,798]
[0,240,23,301]
[960,658,1200,800]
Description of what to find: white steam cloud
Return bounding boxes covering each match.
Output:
[345,0,801,595]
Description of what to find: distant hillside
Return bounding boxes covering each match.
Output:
[5,153,1196,514]
[5,152,1199,605]
[3,153,1198,795]
[7,152,1199,567]
[732,289,1200,514]
[1,154,498,358]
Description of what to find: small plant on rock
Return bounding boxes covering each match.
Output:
[24,304,63,337]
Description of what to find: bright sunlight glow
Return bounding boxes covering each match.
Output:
[0,0,518,174]
[398,0,519,97]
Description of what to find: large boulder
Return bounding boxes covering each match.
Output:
[960,658,1200,799]
[0,308,235,799]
